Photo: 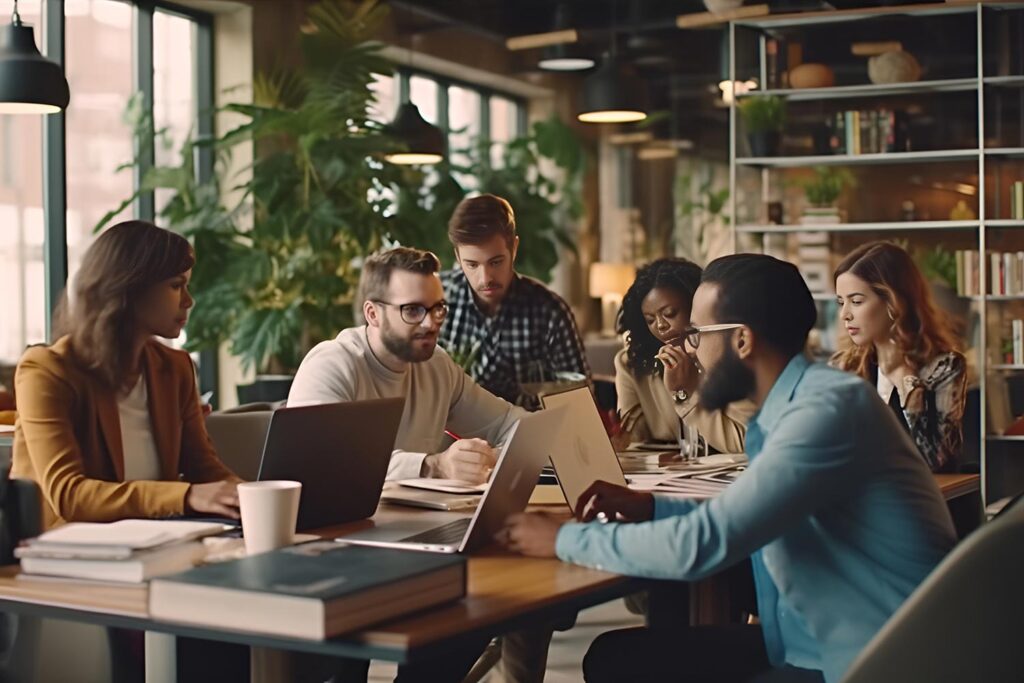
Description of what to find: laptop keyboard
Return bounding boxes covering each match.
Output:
[401,518,472,546]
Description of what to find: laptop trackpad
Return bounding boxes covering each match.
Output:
[340,518,465,543]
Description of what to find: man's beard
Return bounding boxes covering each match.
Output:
[698,345,755,413]
[381,318,437,363]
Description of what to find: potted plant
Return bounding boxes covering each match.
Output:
[98,0,585,403]
[738,95,786,157]
[797,166,855,225]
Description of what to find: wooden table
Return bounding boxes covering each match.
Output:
[0,504,638,669]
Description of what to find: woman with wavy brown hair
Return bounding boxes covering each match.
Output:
[12,220,240,528]
[832,241,967,472]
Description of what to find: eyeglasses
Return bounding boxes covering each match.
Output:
[678,323,745,349]
[373,300,449,325]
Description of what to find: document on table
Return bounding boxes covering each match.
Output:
[628,466,746,499]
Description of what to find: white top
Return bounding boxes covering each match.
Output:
[117,375,162,481]
[287,326,526,480]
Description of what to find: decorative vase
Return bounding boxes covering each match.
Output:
[799,206,841,225]
[789,63,835,89]
[868,50,922,84]
[747,131,781,157]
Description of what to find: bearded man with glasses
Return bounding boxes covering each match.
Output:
[288,246,525,485]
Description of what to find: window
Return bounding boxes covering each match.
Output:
[2,0,215,385]
[65,0,134,284]
[0,0,45,364]
[153,9,196,213]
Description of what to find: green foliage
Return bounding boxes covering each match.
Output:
[737,95,786,133]
[917,244,958,290]
[96,0,584,375]
[799,166,855,207]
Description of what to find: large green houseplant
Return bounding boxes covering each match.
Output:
[98,0,585,393]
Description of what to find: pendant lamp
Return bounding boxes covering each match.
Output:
[0,0,70,115]
[578,54,646,124]
[383,101,445,165]
[576,0,646,124]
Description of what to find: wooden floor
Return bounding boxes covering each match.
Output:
[368,598,644,682]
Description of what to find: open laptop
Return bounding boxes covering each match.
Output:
[540,386,628,511]
[249,398,405,530]
[338,406,565,553]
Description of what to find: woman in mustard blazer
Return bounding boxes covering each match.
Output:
[12,220,240,529]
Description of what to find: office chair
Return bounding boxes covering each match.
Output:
[841,496,1024,682]
[205,406,275,481]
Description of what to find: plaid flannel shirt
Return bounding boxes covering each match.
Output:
[439,268,590,407]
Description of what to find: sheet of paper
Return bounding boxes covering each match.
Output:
[397,478,487,495]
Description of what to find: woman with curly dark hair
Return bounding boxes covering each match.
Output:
[612,257,754,453]
[833,241,966,472]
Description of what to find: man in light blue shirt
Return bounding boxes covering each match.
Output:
[503,254,957,683]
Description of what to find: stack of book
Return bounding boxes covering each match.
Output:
[149,542,467,639]
[1011,320,1024,366]
[827,110,908,155]
[16,519,231,583]
[954,250,1024,296]
[1012,181,1024,220]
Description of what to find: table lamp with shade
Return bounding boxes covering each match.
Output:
[589,262,635,336]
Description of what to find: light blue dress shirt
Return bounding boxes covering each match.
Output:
[556,354,957,682]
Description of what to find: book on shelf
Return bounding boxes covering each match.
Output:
[1014,320,1023,367]
[828,109,908,156]
[1012,181,1024,220]
[954,250,981,297]
[149,542,467,640]
[953,250,1024,297]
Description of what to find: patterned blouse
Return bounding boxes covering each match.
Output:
[832,351,967,472]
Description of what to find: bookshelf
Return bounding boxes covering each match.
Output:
[727,2,1024,505]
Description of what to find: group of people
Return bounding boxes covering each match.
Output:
[10,191,968,683]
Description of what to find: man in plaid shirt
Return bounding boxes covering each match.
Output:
[439,194,590,409]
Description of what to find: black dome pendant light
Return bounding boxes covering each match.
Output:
[0,0,70,115]
[577,0,646,124]
[384,33,445,166]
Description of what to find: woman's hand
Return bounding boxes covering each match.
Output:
[186,480,240,519]
[657,344,699,395]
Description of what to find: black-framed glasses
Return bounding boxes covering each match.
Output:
[680,323,744,349]
[373,300,449,325]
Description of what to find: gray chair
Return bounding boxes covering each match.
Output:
[841,497,1024,682]
[204,405,275,481]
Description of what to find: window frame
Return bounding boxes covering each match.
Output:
[40,0,217,401]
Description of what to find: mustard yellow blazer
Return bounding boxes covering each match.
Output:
[12,336,237,528]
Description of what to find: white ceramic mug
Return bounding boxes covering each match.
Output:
[238,481,302,555]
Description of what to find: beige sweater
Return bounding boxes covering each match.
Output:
[288,326,526,480]
[614,349,755,453]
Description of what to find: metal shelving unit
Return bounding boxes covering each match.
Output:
[738,78,979,101]
[735,220,980,234]
[728,2,1024,504]
[737,150,980,167]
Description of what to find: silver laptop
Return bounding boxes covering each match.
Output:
[540,386,628,511]
[337,407,565,553]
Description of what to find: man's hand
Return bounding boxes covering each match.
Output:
[657,344,700,395]
[499,512,563,558]
[422,438,497,484]
[186,480,240,519]
[573,480,654,523]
